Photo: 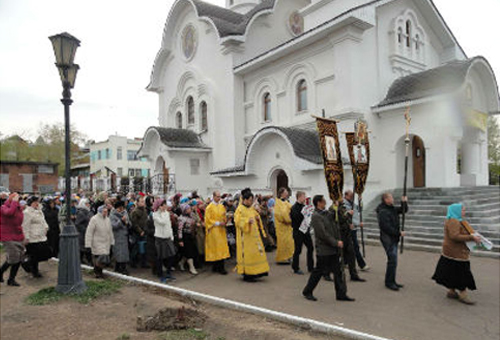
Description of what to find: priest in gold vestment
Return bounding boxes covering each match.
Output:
[234,188,270,282]
[204,190,230,274]
[274,187,295,264]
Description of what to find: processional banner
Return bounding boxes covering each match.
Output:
[345,120,370,195]
[315,116,343,202]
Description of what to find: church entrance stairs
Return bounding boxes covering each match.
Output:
[362,186,500,258]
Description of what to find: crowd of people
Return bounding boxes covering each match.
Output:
[0,186,480,304]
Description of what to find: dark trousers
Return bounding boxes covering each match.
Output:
[381,240,398,286]
[341,236,359,279]
[351,229,366,269]
[303,254,347,299]
[292,231,314,272]
[157,257,174,278]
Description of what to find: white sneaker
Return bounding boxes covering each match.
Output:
[360,265,370,272]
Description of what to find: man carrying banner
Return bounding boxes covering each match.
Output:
[332,197,365,282]
[302,195,354,302]
[344,190,369,272]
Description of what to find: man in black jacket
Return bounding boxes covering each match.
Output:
[376,193,408,291]
[290,191,314,275]
[302,195,354,302]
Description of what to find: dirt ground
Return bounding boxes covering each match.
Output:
[0,260,345,340]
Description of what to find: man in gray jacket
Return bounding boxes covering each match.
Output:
[302,195,354,302]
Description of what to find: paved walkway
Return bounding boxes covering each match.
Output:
[135,245,500,340]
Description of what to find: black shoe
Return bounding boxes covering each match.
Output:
[395,283,404,288]
[323,275,333,282]
[294,270,304,275]
[303,293,318,301]
[32,272,43,278]
[219,269,228,275]
[7,279,20,287]
[351,277,366,282]
[243,276,257,282]
[386,284,400,291]
[337,296,355,302]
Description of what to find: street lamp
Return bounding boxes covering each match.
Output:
[49,32,86,294]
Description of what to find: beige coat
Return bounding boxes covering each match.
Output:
[22,206,48,244]
[85,213,114,255]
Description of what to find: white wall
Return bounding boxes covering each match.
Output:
[90,135,151,177]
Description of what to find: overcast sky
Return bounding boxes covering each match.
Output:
[0,0,498,143]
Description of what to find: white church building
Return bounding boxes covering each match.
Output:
[139,0,500,203]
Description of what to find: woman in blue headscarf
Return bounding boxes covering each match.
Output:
[432,203,481,305]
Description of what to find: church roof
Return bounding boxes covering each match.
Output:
[147,127,210,150]
[274,126,323,165]
[191,0,276,38]
[210,125,323,176]
[376,58,478,108]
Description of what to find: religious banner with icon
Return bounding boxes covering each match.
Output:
[346,128,370,196]
[315,116,344,202]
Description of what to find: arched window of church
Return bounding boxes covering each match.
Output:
[297,79,307,112]
[397,27,403,44]
[200,101,208,131]
[187,96,195,125]
[405,20,412,47]
[415,34,420,50]
[263,92,271,122]
[176,112,183,129]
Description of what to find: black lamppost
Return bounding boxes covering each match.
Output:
[49,32,86,294]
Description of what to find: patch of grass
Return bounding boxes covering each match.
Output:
[25,287,64,305]
[159,328,209,340]
[73,280,122,304]
[25,280,122,306]
[116,333,131,340]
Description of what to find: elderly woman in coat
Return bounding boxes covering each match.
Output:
[22,196,52,278]
[75,199,93,265]
[432,203,481,305]
[110,200,130,275]
[85,206,114,278]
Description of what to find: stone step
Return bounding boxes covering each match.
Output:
[362,225,500,240]
[397,202,500,211]
[363,230,500,245]
[405,208,500,218]
[364,215,500,226]
[408,198,499,206]
[362,238,500,259]
[403,192,500,200]
[363,232,500,252]
[393,186,500,194]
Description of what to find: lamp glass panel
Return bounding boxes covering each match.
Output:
[67,64,79,88]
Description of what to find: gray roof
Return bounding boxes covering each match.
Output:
[148,126,210,149]
[274,126,323,164]
[192,0,275,38]
[210,164,246,175]
[377,58,478,107]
